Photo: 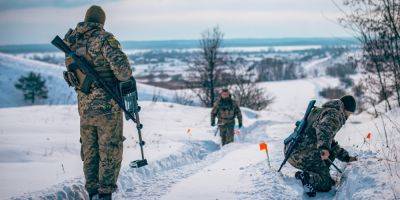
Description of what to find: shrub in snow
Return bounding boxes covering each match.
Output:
[319,87,346,99]
[340,76,354,88]
[14,71,48,104]
[326,62,357,78]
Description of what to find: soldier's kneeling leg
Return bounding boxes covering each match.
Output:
[307,166,334,192]
[288,150,335,192]
[97,112,124,194]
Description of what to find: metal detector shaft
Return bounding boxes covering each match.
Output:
[134,110,145,160]
[326,159,343,173]
[214,123,224,137]
[214,127,219,137]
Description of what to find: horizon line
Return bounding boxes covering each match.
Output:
[0,36,356,47]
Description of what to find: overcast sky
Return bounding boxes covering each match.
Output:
[0,0,349,45]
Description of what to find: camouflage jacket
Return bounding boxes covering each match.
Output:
[64,22,132,117]
[293,99,350,162]
[211,97,242,126]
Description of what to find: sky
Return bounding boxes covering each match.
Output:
[0,0,350,45]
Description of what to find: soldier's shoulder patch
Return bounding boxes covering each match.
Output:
[107,36,121,49]
[66,56,74,65]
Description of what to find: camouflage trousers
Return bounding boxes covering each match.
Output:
[80,111,124,194]
[219,124,234,146]
[287,149,336,192]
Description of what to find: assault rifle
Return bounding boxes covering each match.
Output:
[278,100,316,172]
[51,35,148,168]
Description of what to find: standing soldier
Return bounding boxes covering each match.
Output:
[211,89,243,146]
[286,95,358,197]
[63,5,132,200]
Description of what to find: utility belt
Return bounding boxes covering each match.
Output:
[219,116,235,121]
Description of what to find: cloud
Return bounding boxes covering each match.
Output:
[0,0,118,11]
[0,0,349,45]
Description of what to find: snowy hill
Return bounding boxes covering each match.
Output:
[0,53,175,108]
[1,72,399,199]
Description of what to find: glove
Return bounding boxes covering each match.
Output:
[348,156,358,162]
[239,122,243,128]
[211,122,215,127]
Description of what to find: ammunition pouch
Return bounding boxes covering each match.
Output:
[63,71,79,87]
[119,77,139,120]
[65,60,93,94]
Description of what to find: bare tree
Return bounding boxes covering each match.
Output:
[338,0,400,111]
[186,26,224,107]
[228,61,274,110]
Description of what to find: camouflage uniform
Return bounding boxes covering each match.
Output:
[211,97,242,146]
[64,22,132,195]
[286,100,351,192]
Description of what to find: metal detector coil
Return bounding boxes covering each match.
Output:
[129,159,148,168]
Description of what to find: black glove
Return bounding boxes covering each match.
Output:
[211,122,215,127]
[239,122,243,128]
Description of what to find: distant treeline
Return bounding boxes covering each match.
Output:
[0,37,359,54]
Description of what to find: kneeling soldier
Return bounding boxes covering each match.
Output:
[286,95,358,197]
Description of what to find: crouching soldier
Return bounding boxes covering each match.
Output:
[63,5,132,200]
[286,95,358,197]
[211,89,243,146]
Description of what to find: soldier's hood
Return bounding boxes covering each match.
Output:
[74,22,104,34]
[322,99,347,120]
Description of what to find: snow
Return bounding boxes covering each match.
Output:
[302,56,332,77]
[0,52,399,199]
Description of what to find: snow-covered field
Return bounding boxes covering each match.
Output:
[0,53,399,199]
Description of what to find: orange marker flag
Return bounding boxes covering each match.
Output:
[366,132,372,140]
[259,142,268,151]
[259,141,271,168]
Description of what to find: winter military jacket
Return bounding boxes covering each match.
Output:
[291,99,351,162]
[211,97,242,126]
[64,22,132,117]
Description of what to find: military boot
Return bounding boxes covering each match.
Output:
[99,193,112,200]
[295,171,316,197]
[89,192,98,200]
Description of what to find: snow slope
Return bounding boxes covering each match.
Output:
[0,53,175,108]
[1,74,399,199]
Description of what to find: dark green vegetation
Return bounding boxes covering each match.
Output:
[14,72,48,104]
